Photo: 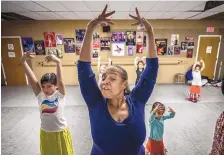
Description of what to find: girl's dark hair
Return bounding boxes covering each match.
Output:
[137,60,145,70]
[40,73,57,85]
[151,102,165,112]
[195,64,201,69]
[114,65,131,95]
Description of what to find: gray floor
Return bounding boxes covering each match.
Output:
[1,85,224,155]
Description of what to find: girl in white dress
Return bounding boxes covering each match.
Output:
[189,59,205,103]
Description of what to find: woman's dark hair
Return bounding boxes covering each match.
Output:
[137,60,145,70]
[40,73,57,85]
[151,102,165,112]
[114,65,131,95]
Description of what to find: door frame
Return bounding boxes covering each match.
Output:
[196,35,222,79]
[1,36,28,85]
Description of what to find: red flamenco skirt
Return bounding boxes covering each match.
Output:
[189,85,201,102]
[146,138,165,155]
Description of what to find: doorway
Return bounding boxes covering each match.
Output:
[196,35,221,79]
[1,37,27,86]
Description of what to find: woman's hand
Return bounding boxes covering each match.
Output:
[129,7,153,33]
[88,5,115,29]
[44,54,61,64]
[21,52,35,64]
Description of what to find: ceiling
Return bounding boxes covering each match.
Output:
[1,0,224,20]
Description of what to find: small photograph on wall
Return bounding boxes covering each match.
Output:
[143,35,147,47]
[136,32,144,44]
[126,31,136,46]
[171,34,179,46]
[92,48,99,58]
[34,40,45,55]
[186,49,193,58]
[44,32,56,48]
[46,47,63,58]
[174,46,181,55]
[185,36,194,42]
[167,46,174,55]
[21,37,34,53]
[76,29,86,44]
[111,32,126,43]
[56,34,63,45]
[181,42,188,52]
[63,38,75,53]
[136,44,143,54]
[76,45,81,56]
[155,39,167,55]
[100,37,111,51]
[127,46,134,56]
[93,32,100,43]
[112,43,125,56]
[93,32,100,48]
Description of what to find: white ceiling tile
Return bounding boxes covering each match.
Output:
[207,4,224,12]
[109,1,134,11]
[190,1,206,11]
[74,12,95,19]
[60,1,90,11]
[158,11,183,19]
[18,12,48,20]
[85,1,110,11]
[55,12,79,19]
[171,1,205,11]
[1,1,30,13]
[144,12,165,19]
[111,11,129,19]
[37,12,65,19]
[130,1,158,12]
[150,1,181,11]
[189,11,219,19]
[128,11,148,19]
[34,1,69,11]
[173,12,201,19]
[10,1,49,12]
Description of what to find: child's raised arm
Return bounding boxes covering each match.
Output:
[21,52,41,96]
[163,106,176,120]
[200,59,205,71]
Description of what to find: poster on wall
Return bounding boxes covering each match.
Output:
[63,38,75,53]
[171,34,179,46]
[92,48,99,58]
[186,49,193,58]
[56,34,63,45]
[181,42,188,52]
[111,32,126,43]
[126,31,136,46]
[155,39,167,55]
[44,32,56,48]
[185,36,194,42]
[186,42,194,58]
[112,43,125,56]
[93,32,100,48]
[100,37,111,51]
[46,47,63,58]
[174,46,181,55]
[76,29,86,44]
[34,40,45,55]
[127,46,134,56]
[76,45,81,56]
[21,37,34,53]
[167,46,174,55]
[136,44,143,53]
[143,35,147,47]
